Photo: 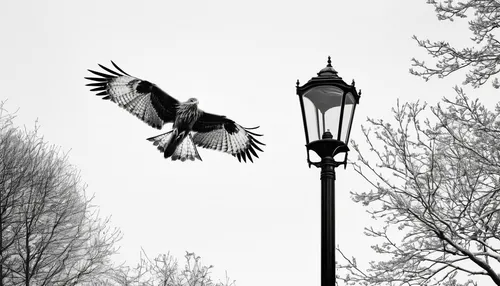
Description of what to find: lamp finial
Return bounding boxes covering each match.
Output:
[317,56,337,76]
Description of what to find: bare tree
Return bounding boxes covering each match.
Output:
[411,0,500,88]
[338,89,500,285]
[99,250,236,286]
[0,104,121,286]
[340,2,500,284]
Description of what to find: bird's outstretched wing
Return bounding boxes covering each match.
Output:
[85,61,179,129]
[191,112,264,162]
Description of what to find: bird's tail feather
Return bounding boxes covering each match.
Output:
[163,129,191,159]
[146,131,202,162]
[171,134,202,162]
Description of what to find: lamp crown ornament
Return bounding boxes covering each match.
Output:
[317,56,339,77]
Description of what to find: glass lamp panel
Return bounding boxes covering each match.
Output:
[303,86,344,141]
[340,92,356,143]
[302,96,323,143]
[323,105,342,139]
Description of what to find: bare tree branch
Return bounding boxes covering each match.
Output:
[411,0,500,88]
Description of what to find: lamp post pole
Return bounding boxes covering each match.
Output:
[321,155,336,286]
[314,131,342,286]
[307,131,345,286]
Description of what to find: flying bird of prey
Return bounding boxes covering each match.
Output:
[85,61,264,162]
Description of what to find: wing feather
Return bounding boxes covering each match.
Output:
[250,140,263,152]
[98,64,123,77]
[111,60,131,76]
[88,69,114,79]
[86,82,105,87]
[85,61,180,129]
[192,112,264,163]
[84,77,108,82]
[90,86,107,92]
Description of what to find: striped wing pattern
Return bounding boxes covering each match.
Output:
[192,124,264,162]
[110,77,165,128]
[85,62,178,129]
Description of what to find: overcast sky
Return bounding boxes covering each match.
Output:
[1,1,498,286]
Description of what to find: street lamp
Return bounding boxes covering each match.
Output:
[296,56,360,286]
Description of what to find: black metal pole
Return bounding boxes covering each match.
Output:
[321,156,336,286]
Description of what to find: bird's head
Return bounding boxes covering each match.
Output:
[186,98,199,105]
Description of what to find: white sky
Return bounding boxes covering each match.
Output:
[1,1,498,286]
